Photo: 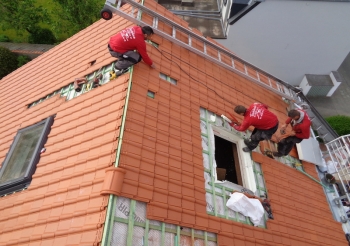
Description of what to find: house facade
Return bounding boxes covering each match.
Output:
[0,0,347,245]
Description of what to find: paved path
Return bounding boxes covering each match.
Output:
[0,42,55,59]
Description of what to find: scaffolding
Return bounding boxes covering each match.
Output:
[326,135,350,204]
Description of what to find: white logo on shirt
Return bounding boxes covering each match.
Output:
[121,28,136,42]
[250,105,264,119]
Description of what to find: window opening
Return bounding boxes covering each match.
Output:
[200,107,269,227]
[214,135,243,185]
[0,116,54,196]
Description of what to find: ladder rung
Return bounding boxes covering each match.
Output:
[153,16,158,29]
[267,77,272,87]
[231,58,235,69]
[172,27,176,38]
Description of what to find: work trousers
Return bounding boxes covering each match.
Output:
[276,136,303,156]
[246,122,279,151]
[108,45,142,70]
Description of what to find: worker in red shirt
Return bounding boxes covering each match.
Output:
[108,25,156,75]
[273,109,311,157]
[232,103,279,152]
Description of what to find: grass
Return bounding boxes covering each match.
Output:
[0,0,106,43]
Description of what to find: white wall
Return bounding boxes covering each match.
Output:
[217,0,350,86]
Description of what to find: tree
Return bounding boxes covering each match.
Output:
[0,47,18,79]
[28,28,57,44]
[51,0,101,36]
[0,0,50,35]
[326,115,350,136]
[17,55,31,67]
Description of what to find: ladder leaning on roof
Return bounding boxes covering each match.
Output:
[100,0,338,143]
[101,0,299,100]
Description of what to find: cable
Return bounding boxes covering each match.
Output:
[152,45,288,115]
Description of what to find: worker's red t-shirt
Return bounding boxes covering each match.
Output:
[109,26,153,66]
[285,109,311,139]
[234,103,279,131]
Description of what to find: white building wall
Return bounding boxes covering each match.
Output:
[327,72,342,97]
[299,75,311,95]
[217,0,350,86]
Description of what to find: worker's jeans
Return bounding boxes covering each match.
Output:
[108,45,141,70]
[276,136,302,156]
[245,123,279,151]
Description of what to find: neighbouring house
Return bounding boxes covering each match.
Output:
[0,0,348,246]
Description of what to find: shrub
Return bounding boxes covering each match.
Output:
[28,28,56,44]
[17,55,31,67]
[0,47,18,79]
[0,35,10,42]
[325,115,350,136]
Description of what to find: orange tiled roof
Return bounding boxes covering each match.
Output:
[0,13,134,245]
[0,0,347,245]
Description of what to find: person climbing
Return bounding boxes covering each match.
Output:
[108,25,156,75]
[273,109,311,157]
[231,103,279,152]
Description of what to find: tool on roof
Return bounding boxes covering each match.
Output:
[221,112,241,126]
[93,73,103,88]
[74,77,87,92]
[109,70,117,81]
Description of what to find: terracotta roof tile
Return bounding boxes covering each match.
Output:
[0,0,347,245]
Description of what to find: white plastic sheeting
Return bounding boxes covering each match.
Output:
[226,193,265,226]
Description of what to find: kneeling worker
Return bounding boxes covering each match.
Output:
[108,25,156,75]
[232,103,279,152]
[273,109,311,157]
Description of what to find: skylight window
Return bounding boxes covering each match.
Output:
[0,116,54,196]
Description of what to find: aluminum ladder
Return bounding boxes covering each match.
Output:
[101,0,338,142]
[102,0,300,100]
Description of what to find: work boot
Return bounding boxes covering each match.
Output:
[116,68,128,76]
[242,147,251,152]
[244,139,251,146]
